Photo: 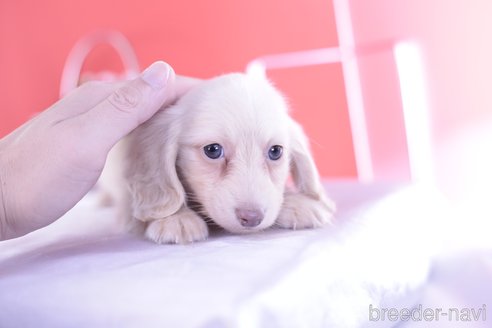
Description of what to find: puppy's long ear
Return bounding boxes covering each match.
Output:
[125,110,185,222]
[288,119,329,203]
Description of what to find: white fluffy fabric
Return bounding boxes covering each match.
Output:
[0,181,451,328]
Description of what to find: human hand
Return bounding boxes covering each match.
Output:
[0,61,198,240]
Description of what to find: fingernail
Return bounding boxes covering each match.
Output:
[141,61,172,90]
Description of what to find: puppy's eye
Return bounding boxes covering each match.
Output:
[268,145,283,160]
[204,143,224,159]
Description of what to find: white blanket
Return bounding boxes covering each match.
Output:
[0,182,452,327]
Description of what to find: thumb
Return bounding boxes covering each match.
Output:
[75,61,175,149]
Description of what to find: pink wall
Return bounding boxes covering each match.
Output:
[2,1,490,192]
[0,0,356,178]
[348,0,492,196]
[350,0,492,138]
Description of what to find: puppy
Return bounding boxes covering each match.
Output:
[103,73,335,244]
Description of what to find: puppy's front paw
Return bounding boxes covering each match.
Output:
[276,192,335,230]
[145,208,208,244]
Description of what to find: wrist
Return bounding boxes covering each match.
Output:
[0,146,15,240]
[0,158,9,240]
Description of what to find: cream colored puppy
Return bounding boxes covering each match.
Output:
[107,73,335,244]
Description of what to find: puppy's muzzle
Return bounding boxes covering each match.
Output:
[235,208,264,228]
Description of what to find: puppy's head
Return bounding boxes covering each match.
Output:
[173,74,291,232]
[128,73,325,233]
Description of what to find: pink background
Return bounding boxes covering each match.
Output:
[1,0,491,198]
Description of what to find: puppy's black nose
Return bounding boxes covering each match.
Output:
[235,208,264,228]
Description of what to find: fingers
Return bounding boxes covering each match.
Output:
[48,81,124,120]
[173,75,203,100]
[70,61,175,151]
[50,74,201,123]
[98,60,174,123]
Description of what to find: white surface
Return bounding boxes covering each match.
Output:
[400,250,491,328]
[0,182,455,327]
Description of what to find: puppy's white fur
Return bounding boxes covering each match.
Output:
[103,73,335,244]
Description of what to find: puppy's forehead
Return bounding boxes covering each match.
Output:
[180,74,290,143]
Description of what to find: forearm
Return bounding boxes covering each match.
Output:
[0,140,85,241]
[0,159,10,240]
[0,142,22,241]
[0,62,177,240]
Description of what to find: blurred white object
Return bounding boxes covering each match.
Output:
[394,41,434,183]
[59,30,140,98]
[247,5,435,185]
[0,182,446,328]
